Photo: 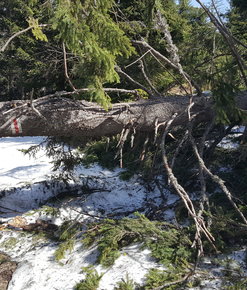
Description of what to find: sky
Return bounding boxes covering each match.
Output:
[190,0,230,12]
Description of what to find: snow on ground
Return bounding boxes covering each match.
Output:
[0,137,52,189]
[217,126,245,149]
[0,137,246,290]
[0,137,173,289]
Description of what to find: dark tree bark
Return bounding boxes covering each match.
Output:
[0,92,246,138]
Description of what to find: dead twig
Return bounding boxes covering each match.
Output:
[62,42,77,91]
[191,136,247,225]
[139,60,161,96]
[151,271,193,290]
[29,89,47,121]
[133,40,201,96]
[160,113,216,256]
[0,24,49,53]
[115,65,153,96]
[125,49,151,68]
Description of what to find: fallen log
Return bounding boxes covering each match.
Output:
[0,91,246,138]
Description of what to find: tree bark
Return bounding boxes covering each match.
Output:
[0,92,246,138]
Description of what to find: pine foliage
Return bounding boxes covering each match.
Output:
[51,0,135,108]
[83,213,193,268]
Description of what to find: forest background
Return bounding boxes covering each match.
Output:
[0,0,247,288]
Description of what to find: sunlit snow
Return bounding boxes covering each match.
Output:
[0,136,246,290]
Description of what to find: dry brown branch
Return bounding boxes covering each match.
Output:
[29,88,47,121]
[195,0,247,87]
[133,40,201,95]
[160,113,216,256]
[139,60,161,96]
[191,137,247,225]
[149,50,190,95]
[151,271,193,290]
[140,135,149,161]
[62,42,77,91]
[115,126,131,168]
[125,49,151,68]
[196,120,214,220]
[115,65,153,96]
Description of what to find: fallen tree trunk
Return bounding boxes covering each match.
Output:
[0,92,246,138]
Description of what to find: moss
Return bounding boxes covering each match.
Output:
[1,237,18,250]
[31,232,48,244]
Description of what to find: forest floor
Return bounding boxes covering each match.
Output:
[0,137,246,290]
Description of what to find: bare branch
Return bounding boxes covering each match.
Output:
[152,271,193,290]
[62,42,77,91]
[139,60,161,96]
[190,134,247,225]
[195,0,247,87]
[0,24,49,52]
[133,40,202,95]
[115,65,154,96]
[160,112,216,256]
[149,50,190,95]
[125,49,151,69]
[29,89,47,121]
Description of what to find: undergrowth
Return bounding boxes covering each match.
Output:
[115,274,136,290]
[54,221,82,261]
[144,268,185,289]
[81,134,162,180]
[83,213,193,268]
[75,267,103,290]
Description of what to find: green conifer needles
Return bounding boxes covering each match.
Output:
[83,213,193,268]
[28,17,48,42]
[50,0,135,108]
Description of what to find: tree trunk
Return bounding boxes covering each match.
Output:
[0,92,246,138]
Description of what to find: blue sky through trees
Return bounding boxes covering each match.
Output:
[190,0,230,12]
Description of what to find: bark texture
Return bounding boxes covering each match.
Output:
[0,92,246,138]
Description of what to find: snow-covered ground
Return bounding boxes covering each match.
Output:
[0,137,246,290]
[0,137,52,189]
[0,137,174,290]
